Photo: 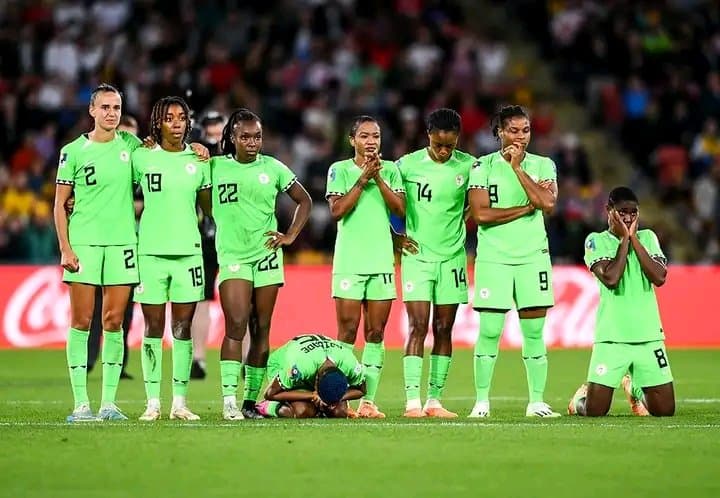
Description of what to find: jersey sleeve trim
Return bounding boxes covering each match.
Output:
[468,184,487,190]
[325,191,344,199]
[281,178,297,192]
[651,255,668,268]
[198,183,212,191]
[56,179,75,185]
[587,256,613,270]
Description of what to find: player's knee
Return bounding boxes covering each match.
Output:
[171,319,192,340]
[408,318,429,338]
[225,315,248,340]
[327,403,349,419]
[71,315,93,331]
[291,402,317,419]
[364,326,384,344]
[432,318,453,340]
[338,315,360,342]
[649,401,675,417]
[101,309,124,331]
[584,401,610,417]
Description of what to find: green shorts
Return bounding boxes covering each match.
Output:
[218,250,284,288]
[134,254,205,304]
[332,273,396,301]
[473,259,554,310]
[587,341,674,389]
[401,250,468,305]
[63,244,139,286]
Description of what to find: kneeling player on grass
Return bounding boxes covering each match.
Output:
[568,187,675,417]
[256,334,366,418]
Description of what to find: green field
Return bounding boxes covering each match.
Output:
[1,348,718,498]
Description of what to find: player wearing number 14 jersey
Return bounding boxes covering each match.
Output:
[211,109,312,420]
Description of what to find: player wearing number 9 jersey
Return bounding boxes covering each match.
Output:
[132,96,212,422]
[211,109,312,420]
[396,108,475,418]
[467,105,560,418]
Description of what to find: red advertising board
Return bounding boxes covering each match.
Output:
[0,265,718,349]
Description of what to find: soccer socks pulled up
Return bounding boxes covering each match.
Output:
[362,342,385,403]
[66,328,90,408]
[403,355,423,408]
[172,338,193,399]
[243,365,266,405]
[221,360,242,398]
[474,312,505,402]
[520,317,548,404]
[141,337,163,401]
[100,331,124,406]
[427,354,451,402]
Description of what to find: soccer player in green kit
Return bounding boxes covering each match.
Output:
[326,116,405,419]
[54,84,143,422]
[211,109,312,420]
[133,97,212,421]
[568,187,675,417]
[256,334,366,418]
[467,105,560,418]
[396,108,476,418]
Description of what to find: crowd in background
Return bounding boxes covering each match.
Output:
[1,0,608,265]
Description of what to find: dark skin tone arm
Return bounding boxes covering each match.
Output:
[630,229,667,287]
[265,181,312,250]
[328,157,382,220]
[506,144,557,212]
[264,378,316,402]
[197,188,212,217]
[371,157,405,217]
[591,211,635,289]
[341,382,366,402]
[468,188,534,225]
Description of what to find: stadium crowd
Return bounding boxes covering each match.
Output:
[0,0,605,265]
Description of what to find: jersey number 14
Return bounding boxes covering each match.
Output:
[410,181,433,202]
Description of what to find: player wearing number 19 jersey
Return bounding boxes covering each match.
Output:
[133,97,212,422]
[397,108,475,418]
[212,109,312,420]
[468,105,560,418]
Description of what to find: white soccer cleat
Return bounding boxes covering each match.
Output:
[467,401,490,418]
[139,405,161,421]
[223,403,244,421]
[526,401,562,418]
[96,403,128,421]
[66,403,97,423]
[170,405,200,421]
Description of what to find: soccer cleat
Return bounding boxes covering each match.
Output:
[241,407,264,420]
[255,400,271,418]
[96,403,128,421]
[622,375,650,416]
[357,400,386,419]
[424,406,458,418]
[170,405,200,421]
[403,408,426,418]
[66,404,97,423]
[345,405,359,419]
[567,383,588,415]
[223,403,245,420]
[526,401,562,418]
[467,401,490,418]
[190,360,207,380]
[139,405,161,421]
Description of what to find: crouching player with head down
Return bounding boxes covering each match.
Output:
[256,334,366,418]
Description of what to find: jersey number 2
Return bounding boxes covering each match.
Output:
[84,165,97,186]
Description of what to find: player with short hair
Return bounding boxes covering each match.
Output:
[212,109,312,420]
[467,105,560,418]
[54,83,142,422]
[133,96,212,421]
[326,116,405,419]
[395,108,475,418]
[568,187,675,417]
[256,334,366,418]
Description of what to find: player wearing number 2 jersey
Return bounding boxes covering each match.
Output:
[211,109,312,420]
[396,108,475,418]
[467,105,560,418]
[133,97,212,422]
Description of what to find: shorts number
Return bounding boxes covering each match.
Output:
[411,182,432,202]
[488,185,498,206]
[188,266,203,287]
[123,249,135,269]
[451,268,467,288]
[145,173,162,192]
[654,348,668,368]
[539,271,549,291]
[84,165,97,186]
[218,183,238,204]
[382,273,393,285]
[257,252,279,272]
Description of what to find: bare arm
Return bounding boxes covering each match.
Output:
[197,188,212,217]
[468,188,534,225]
[263,378,316,402]
[265,181,313,250]
[591,215,632,289]
[374,174,405,217]
[53,184,79,272]
[506,146,557,211]
[327,159,381,220]
[341,382,367,402]
[630,235,667,287]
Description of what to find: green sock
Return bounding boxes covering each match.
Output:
[520,317,548,403]
[100,331,124,405]
[474,312,505,402]
[141,337,163,401]
[428,354,451,400]
[221,360,242,397]
[243,365,266,403]
[172,338,193,397]
[361,342,385,402]
[265,401,280,417]
[66,328,89,408]
[403,355,423,403]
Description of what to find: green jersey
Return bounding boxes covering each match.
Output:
[326,158,404,274]
[470,151,557,264]
[56,131,141,246]
[272,334,365,390]
[132,146,211,256]
[397,148,474,261]
[210,153,296,265]
[584,229,666,343]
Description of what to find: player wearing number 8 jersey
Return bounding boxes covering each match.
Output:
[467,105,560,418]
[396,108,475,418]
[211,109,312,420]
[132,97,212,422]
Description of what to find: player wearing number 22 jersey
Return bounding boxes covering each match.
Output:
[211,109,312,421]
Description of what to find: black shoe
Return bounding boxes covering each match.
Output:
[190,360,206,379]
[241,407,264,419]
[120,370,133,380]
